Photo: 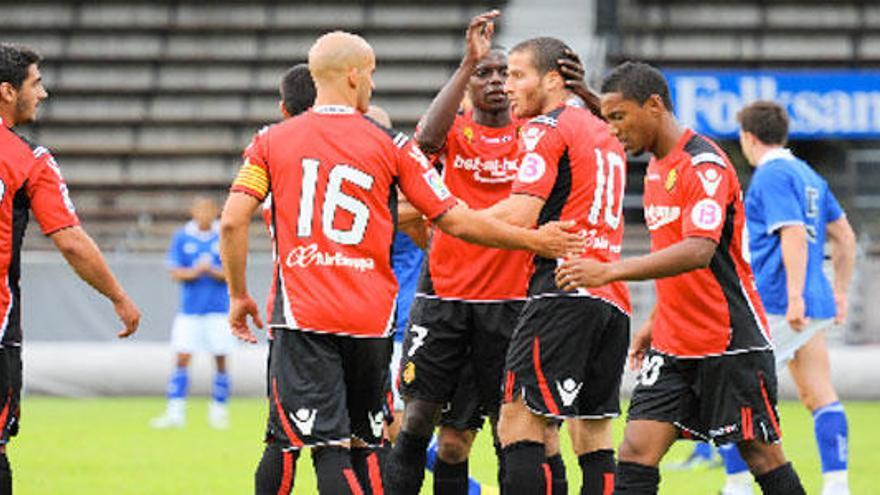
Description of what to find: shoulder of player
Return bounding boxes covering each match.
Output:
[525,105,567,129]
[682,132,732,170]
[1,127,52,165]
[360,114,411,149]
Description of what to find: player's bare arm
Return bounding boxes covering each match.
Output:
[826,215,856,324]
[482,193,544,228]
[219,191,264,343]
[434,203,582,259]
[778,224,810,330]
[557,49,602,119]
[49,226,141,338]
[415,9,499,154]
[555,236,716,289]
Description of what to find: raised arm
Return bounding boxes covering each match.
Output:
[415,10,499,154]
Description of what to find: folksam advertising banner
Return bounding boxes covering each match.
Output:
[664,70,880,140]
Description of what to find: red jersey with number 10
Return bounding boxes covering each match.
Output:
[231,106,457,337]
[421,112,531,300]
[511,104,631,314]
[643,129,770,358]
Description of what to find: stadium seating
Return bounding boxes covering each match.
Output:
[6,1,499,251]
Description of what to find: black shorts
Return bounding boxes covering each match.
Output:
[438,362,485,431]
[628,349,782,445]
[503,296,630,419]
[399,298,522,420]
[266,328,391,450]
[0,347,21,444]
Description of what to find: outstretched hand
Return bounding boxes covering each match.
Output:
[465,10,500,64]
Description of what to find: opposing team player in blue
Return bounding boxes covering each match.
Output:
[713,101,856,495]
[152,197,234,429]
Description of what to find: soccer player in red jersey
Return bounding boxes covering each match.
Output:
[555,61,806,495]
[473,37,632,495]
[219,32,582,495]
[0,44,141,493]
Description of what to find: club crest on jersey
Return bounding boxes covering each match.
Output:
[697,167,723,196]
[691,198,723,231]
[520,127,545,152]
[664,168,678,192]
[555,378,583,407]
[290,408,317,436]
[422,168,451,200]
[462,126,474,143]
[403,361,416,384]
[517,152,546,184]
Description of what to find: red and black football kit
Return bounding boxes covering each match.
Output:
[501,104,632,419]
[232,105,457,449]
[400,112,529,425]
[0,119,80,444]
[627,129,781,445]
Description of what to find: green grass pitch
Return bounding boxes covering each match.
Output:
[9,398,877,494]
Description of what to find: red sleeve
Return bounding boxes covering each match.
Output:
[230,127,270,201]
[396,139,458,220]
[679,161,731,242]
[510,124,565,200]
[26,152,80,235]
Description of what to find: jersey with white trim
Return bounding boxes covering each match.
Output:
[0,123,80,346]
[745,151,843,318]
[643,129,769,357]
[166,221,228,315]
[231,107,457,338]
[419,111,531,300]
[510,104,631,314]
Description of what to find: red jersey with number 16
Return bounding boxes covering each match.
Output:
[420,111,531,300]
[511,104,631,315]
[643,129,770,358]
[231,106,457,338]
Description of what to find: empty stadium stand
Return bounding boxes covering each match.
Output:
[5,1,500,251]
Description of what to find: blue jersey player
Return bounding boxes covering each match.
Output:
[716,101,856,495]
[151,197,234,429]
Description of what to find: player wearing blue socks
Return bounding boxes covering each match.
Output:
[152,197,234,430]
[717,101,856,495]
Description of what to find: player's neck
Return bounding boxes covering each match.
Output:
[651,114,685,160]
[0,108,17,128]
[753,144,785,167]
[472,107,510,128]
[313,89,358,112]
[539,91,567,115]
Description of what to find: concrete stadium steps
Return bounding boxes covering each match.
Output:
[612,0,880,67]
[4,0,503,252]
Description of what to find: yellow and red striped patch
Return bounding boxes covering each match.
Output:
[232,160,269,198]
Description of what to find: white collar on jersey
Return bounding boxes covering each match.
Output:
[313,105,356,115]
[184,220,219,240]
[757,147,795,167]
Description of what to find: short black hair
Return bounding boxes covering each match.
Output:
[0,44,41,89]
[737,100,789,145]
[280,63,316,117]
[510,37,572,75]
[600,61,673,111]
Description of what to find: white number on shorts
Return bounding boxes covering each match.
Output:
[639,355,664,387]
[296,159,375,246]
[408,324,428,357]
[588,149,626,229]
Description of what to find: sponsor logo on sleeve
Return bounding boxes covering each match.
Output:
[423,168,451,200]
[517,152,546,184]
[691,198,724,231]
[520,127,546,152]
[696,167,723,196]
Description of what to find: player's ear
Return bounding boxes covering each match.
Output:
[279,101,291,119]
[0,82,15,104]
[544,70,564,92]
[644,94,666,117]
[346,67,359,89]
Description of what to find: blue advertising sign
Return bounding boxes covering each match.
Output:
[664,70,880,140]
